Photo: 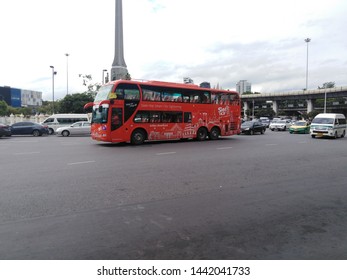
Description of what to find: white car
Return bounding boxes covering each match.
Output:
[269,119,291,131]
[56,121,91,137]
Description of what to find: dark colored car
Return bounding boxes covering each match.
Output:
[0,123,12,137]
[10,122,49,136]
[241,121,266,135]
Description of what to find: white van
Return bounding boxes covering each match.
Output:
[42,114,90,135]
[310,113,346,138]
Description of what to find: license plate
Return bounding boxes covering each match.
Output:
[317,133,323,137]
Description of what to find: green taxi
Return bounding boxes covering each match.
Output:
[289,121,310,134]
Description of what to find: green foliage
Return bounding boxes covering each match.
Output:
[255,108,276,119]
[300,111,319,121]
[59,93,94,113]
[318,82,335,89]
[0,101,35,116]
[0,100,8,116]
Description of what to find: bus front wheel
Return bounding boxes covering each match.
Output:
[196,127,208,141]
[131,129,146,145]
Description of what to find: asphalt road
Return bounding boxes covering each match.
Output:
[0,131,346,260]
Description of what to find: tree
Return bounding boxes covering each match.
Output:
[0,100,8,116]
[79,74,101,98]
[59,93,94,113]
[255,108,276,119]
[318,82,335,89]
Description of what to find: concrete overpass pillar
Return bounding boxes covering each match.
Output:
[243,101,249,119]
[307,99,313,113]
[272,100,278,114]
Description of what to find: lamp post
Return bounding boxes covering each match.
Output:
[50,66,57,114]
[65,53,69,95]
[324,83,327,113]
[102,69,107,84]
[304,38,311,91]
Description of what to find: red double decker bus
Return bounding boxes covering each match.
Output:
[84,80,241,144]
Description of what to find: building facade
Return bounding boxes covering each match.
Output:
[0,86,42,108]
[236,80,252,94]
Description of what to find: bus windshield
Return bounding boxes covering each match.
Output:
[92,107,108,124]
[94,85,114,102]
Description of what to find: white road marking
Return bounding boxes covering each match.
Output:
[67,160,95,165]
[216,147,233,150]
[14,151,40,155]
[265,143,278,146]
[156,152,177,156]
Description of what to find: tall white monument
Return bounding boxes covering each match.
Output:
[111,0,128,81]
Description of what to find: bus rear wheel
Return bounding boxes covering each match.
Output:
[196,127,208,141]
[131,129,145,145]
[209,127,220,140]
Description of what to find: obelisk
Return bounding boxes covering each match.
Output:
[111,0,128,81]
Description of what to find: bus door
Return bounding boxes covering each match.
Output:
[111,108,123,131]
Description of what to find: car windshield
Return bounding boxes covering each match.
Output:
[295,121,306,126]
[312,117,334,124]
[242,121,253,126]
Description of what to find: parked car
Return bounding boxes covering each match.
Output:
[0,123,12,137]
[241,121,266,135]
[269,119,291,131]
[289,121,310,134]
[10,122,49,136]
[56,121,91,137]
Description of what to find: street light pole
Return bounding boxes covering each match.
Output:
[50,66,57,114]
[65,53,69,95]
[324,84,327,113]
[102,69,107,84]
[304,38,311,91]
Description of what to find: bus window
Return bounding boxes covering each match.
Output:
[92,107,108,124]
[182,93,190,103]
[191,92,201,103]
[162,92,173,102]
[220,94,229,105]
[115,83,140,100]
[184,112,192,123]
[143,89,161,101]
[201,91,211,103]
[162,112,183,123]
[172,92,183,102]
[111,108,123,131]
[134,111,149,123]
[150,112,160,123]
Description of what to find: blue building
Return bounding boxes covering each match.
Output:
[0,86,42,108]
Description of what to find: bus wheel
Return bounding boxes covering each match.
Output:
[131,129,145,145]
[196,127,208,141]
[209,127,220,140]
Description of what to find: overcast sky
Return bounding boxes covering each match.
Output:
[0,0,346,100]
